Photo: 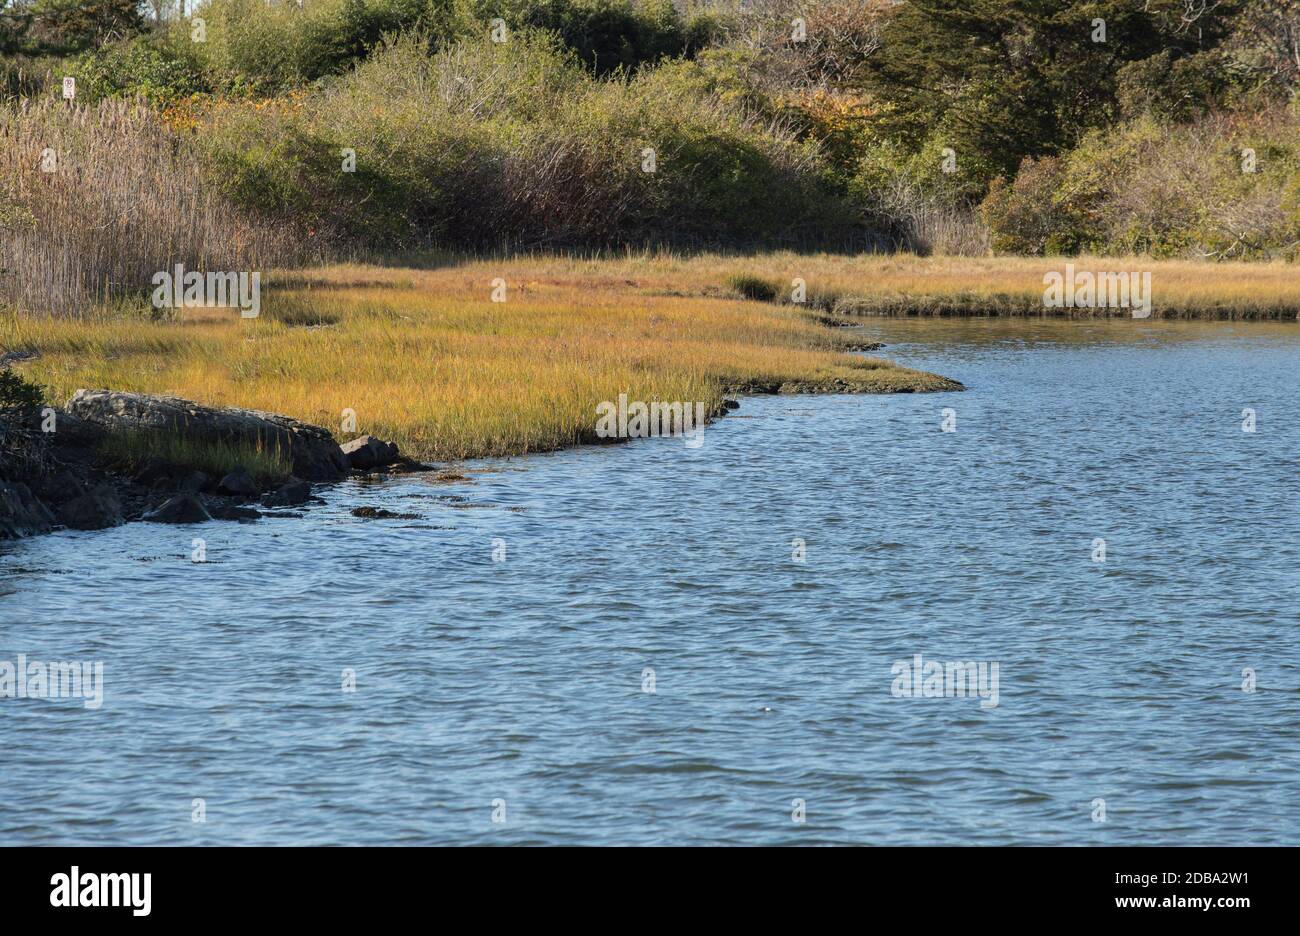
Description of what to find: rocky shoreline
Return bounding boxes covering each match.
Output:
[0,390,426,540]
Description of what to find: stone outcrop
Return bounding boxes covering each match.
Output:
[142,493,212,524]
[57,485,124,531]
[340,434,401,470]
[2,390,420,540]
[66,390,349,481]
[261,479,312,507]
[0,481,55,538]
[217,466,259,497]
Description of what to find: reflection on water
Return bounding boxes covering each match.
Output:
[3,319,1299,845]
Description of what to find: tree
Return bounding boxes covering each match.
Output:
[0,1,35,55]
[860,0,1245,196]
[24,0,143,54]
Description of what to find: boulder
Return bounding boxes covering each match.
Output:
[209,503,261,522]
[262,478,312,507]
[351,506,421,520]
[133,456,177,487]
[66,390,349,481]
[178,470,211,494]
[340,435,400,470]
[35,469,85,507]
[44,410,107,449]
[217,466,259,497]
[57,485,124,530]
[142,493,212,524]
[0,482,55,539]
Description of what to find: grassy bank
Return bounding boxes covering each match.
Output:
[8,252,1298,464]
[1,254,964,462]
[696,254,1300,320]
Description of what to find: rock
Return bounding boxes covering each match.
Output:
[340,435,400,470]
[132,456,177,487]
[217,466,258,497]
[45,410,107,449]
[351,506,421,520]
[262,479,312,507]
[35,469,85,507]
[178,470,210,494]
[142,493,212,524]
[66,390,349,481]
[0,482,55,539]
[56,485,124,530]
[387,457,435,474]
[209,503,261,522]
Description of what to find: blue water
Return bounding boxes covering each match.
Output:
[3,318,1299,845]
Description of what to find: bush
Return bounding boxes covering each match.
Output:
[494,0,718,74]
[192,0,437,93]
[69,36,206,106]
[165,0,710,94]
[980,156,1086,256]
[196,32,855,251]
[726,273,778,301]
[848,136,990,255]
[0,367,44,410]
[981,108,1300,259]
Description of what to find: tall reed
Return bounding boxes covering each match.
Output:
[0,98,293,315]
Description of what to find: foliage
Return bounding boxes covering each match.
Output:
[196,32,854,251]
[0,366,44,409]
[860,0,1247,197]
[982,108,1300,259]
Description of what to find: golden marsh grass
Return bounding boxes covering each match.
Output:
[2,254,960,461]
[7,252,1297,462]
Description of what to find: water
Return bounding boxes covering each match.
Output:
[3,318,1299,845]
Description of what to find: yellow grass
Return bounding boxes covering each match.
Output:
[8,252,1294,461]
[712,253,1300,318]
[1,254,963,461]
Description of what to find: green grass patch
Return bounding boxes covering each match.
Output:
[726,273,780,302]
[97,431,293,484]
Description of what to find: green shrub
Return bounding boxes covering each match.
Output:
[192,0,436,93]
[492,0,718,74]
[69,36,206,106]
[173,0,709,93]
[726,273,778,302]
[982,108,1300,259]
[197,31,854,251]
[0,367,45,410]
[980,156,1088,256]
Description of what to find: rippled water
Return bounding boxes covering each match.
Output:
[3,318,1299,845]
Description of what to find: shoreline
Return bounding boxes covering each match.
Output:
[8,250,1299,541]
[3,257,971,464]
[1,372,961,541]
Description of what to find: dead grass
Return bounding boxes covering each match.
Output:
[0,99,294,315]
